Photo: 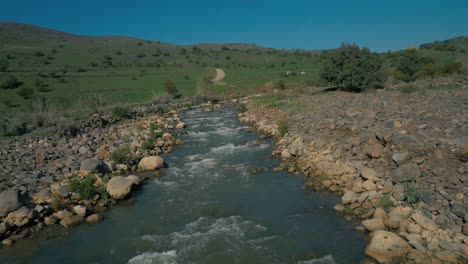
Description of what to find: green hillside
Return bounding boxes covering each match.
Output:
[0,22,321,115]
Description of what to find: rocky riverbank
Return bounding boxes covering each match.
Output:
[0,98,232,246]
[239,88,467,263]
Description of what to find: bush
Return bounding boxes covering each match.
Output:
[439,62,463,75]
[17,87,34,99]
[276,80,287,90]
[149,124,163,140]
[1,75,23,89]
[375,195,393,210]
[142,139,156,150]
[111,145,132,164]
[34,51,45,57]
[111,105,131,119]
[403,182,426,205]
[277,121,288,137]
[184,74,191,80]
[397,51,422,82]
[320,43,385,92]
[164,80,181,99]
[137,53,146,58]
[0,117,28,136]
[70,176,107,200]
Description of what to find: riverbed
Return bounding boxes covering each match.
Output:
[0,107,366,264]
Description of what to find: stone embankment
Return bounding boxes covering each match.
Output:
[0,99,231,246]
[239,89,467,263]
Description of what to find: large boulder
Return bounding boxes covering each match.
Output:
[341,191,356,205]
[138,156,164,171]
[365,230,411,263]
[362,218,385,231]
[106,176,134,199]
[86,213,103,224]
[0,189,20,217]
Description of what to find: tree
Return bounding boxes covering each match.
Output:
[164,80,180,99]
[397,51,422,82]
[320,43,385,92]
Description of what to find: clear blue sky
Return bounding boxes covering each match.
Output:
[2,0,468,51]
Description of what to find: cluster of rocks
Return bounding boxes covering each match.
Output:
[0,99,229,246]
[240,89,467,263]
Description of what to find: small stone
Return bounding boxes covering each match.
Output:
[86,214,103,224]
[392,151,409,165]
[2,239,13,246]
[360,167,378,182]
[73,205,87,217]
[334,204,345,212]
[280,149,292,159]
[367,143,383,159]
[362,218,385,231]
[44,216,58,226]
[412,211,437,231]
[341,191,356,205]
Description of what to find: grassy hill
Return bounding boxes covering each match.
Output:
[0,22,321,116]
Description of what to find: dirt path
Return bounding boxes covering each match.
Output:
[210,68,226,84]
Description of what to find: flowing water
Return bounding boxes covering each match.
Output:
[1,107,366,264]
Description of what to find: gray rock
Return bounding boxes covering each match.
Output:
[392,151,409,165]
[0,189,20,217]
[394,163,420,183]
[80,159,104,173]
[450,203,466,218]
[434,215,450,229]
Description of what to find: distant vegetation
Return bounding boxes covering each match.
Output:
[0,22,467,137]
[320,43,385,91]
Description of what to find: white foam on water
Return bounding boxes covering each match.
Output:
[128,250,178,264]
[153,179,178,187]
[297,255,336,264]
[139,216,269,262]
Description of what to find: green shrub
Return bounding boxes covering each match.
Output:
[1,75,23,89]
[320,43,385,91]
[111,145,132,164]
[34,51,45,57]
[375,195,392,210]
[397,51,422,82]
[149,124,163,140]
[0,117,28,136]
[164,80,181,99]
[439,62,463,75]
[278,121,289,137]
[17,86,34,99]
[403,182,426,205]
[142,139,156,150]
[111,105,130,119]
[137,53,146,58]
[70,176,108,200]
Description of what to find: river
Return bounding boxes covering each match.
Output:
[0,106,366,264]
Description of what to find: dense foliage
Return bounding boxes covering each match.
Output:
[320,44,385,92]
